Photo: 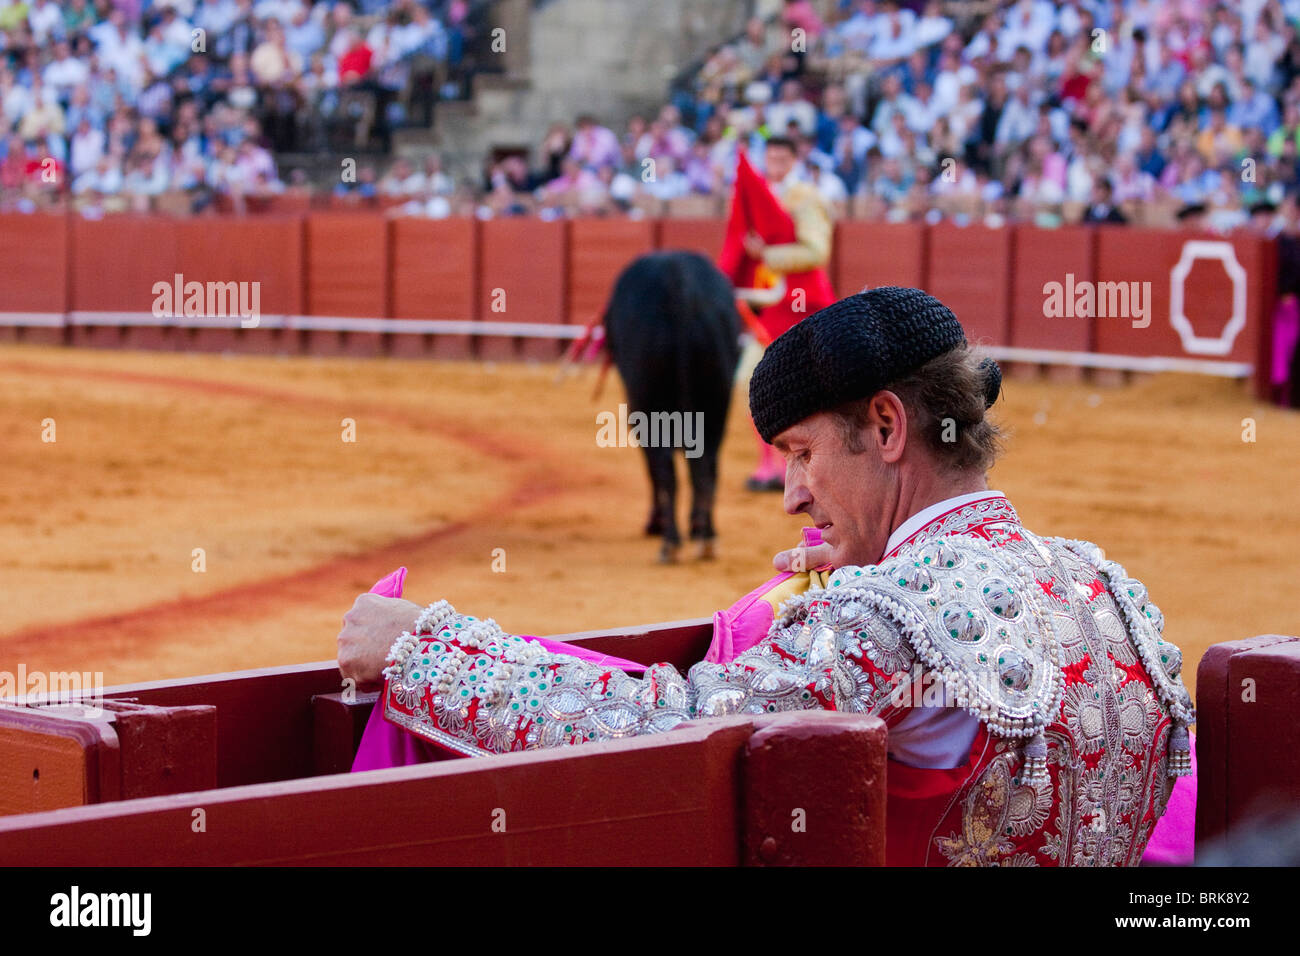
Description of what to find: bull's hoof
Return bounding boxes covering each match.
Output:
[658,541,680,564]
[695,539,716,561]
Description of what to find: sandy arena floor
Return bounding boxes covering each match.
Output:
[2,343,1298,701]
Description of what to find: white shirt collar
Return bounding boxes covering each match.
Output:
[883,490,1008,557]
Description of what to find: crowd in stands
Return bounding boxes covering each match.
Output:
[9,0,1300,233]
[0,0,460,213]
[452,0,1300,233]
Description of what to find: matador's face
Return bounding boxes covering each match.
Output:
[764,144,796,185]
[772,410,897,569]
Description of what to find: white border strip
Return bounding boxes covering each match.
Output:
[60,312,585,337]
[983,345,1252,378]
[0,312,65,327]
[68,311,289,329]
[0,313,1258,374]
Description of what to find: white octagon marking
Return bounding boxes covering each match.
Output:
[1168,240,1247,356]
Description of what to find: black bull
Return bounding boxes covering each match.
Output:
[603,251,742,562]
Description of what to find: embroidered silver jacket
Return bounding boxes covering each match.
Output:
[382,519,1194,865]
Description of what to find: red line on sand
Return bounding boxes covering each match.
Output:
[1,358,568,659]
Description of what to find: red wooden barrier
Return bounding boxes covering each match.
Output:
[0,213,67,345]
[70,215,181,351]
[304,213,389,357]
[1093,228,1272,373]
[0,214,1281,387]
[0,710,886,866]
[1194,634,1300,855]
[389,217,477,359]
[1009,224,1095,354]
[568,218,656,325]
[1,618,712,798]
[926,223,1013,346]
[833,221,925,295]
[656,218,727,260]
[478,217,568,361]
[0,700,217,815]
[174,217,304,354]
[0,613,873,867]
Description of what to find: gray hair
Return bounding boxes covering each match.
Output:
[827,344,1004,474]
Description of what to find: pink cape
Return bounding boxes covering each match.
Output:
[348,553,1196,865]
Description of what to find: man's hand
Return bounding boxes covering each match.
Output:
[772,541,834,573]
[337,593,422,689]
[742,229,767,259]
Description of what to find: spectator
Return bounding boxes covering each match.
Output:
[1082,178,1127,223]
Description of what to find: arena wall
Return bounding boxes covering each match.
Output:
[0,214,1277,394]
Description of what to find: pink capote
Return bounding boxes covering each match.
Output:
[1272,296,1299,396]
[348,550,1196,865]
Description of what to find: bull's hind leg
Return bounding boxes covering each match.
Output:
[686,448,720,561]
[643,445,680,563]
